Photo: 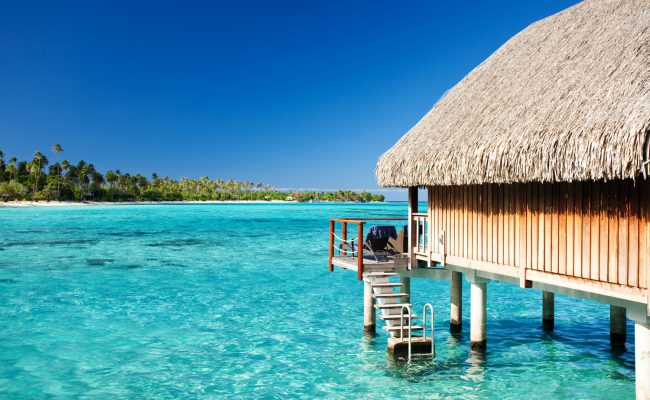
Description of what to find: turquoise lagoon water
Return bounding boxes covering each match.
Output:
[0,203,635,399]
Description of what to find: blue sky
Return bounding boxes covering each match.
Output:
[0,1,579,199]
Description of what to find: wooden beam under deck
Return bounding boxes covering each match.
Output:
[334,249,648,313]
[412,253,647,306]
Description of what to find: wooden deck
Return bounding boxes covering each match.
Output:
[328,217,408,279]
[331,256,397,274]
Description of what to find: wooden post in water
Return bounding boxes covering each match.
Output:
[450,271,463,333]
[542,291,555,331]
[363,278,376,336]
[357,223,364,281]
[341,222,347,256]
[468,272,488,352]
[610,305,626,346]
[328,219,334,272]
[636,321,650,399]
[400,276,411,305]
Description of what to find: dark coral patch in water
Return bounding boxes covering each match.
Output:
[14,229,48,234]
[117,264,140,269]
[231,218,275,223]
[108,231,156,237]
[86,258,114,266]
[147,239,211,247]
[2,239,97,247]
[0,278,17,284]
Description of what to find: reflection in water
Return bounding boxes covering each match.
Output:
[464,350,487,383]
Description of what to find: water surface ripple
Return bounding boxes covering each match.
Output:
[0,203,635,399]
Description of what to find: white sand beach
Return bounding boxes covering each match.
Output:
[0,200,298,208]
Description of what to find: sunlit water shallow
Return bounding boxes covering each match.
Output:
[0,203,635,399]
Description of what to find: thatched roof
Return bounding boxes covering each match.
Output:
[376,0,650,187]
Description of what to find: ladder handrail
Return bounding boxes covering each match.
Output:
[422,303,435,357]
[400,304,412,361]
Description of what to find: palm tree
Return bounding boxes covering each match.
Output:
[105,170,118,189]
[6,157,16,182]
[90,170,104,197]
[51,144,63,199]
[31,151,48,194]
[86,164,96,197]
[75,161,89,199]
[0,150,4,182]
[85,164,103,198]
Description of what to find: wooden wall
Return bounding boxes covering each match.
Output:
[428,179,650,290]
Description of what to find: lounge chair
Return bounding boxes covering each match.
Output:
[387,225,408,254]
[364,225,399,261]
[340,225,399,262]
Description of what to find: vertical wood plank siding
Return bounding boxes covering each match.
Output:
[428,180,649,289]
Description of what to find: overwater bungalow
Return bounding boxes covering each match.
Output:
[328,0,650,398]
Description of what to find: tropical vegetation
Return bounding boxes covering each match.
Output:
[0,146,384,203]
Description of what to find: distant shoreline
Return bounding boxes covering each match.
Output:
[0,200,385,208]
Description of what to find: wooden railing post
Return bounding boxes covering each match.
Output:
[357,222,364,280]
[427,187,433,267]
[415,216,420,252]
[329,219,335,272]
[421,217,425,252]
[328,217,407,279]
[341,222,347,256]
[408,187,419,270]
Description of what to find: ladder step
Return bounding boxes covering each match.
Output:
[380,314,418,321]
[383,325,424,332]
[375,303,411,310]
[366,272,399,277]
[373,293,408,299]
[371,283,404,288]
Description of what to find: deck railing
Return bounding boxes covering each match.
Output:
[412,212,429,257]
[329,217,407,280]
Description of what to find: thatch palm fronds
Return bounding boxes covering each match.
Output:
[376,0,650,187]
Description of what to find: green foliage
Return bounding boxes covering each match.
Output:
[0,181,27,200]
[0,146,385,203]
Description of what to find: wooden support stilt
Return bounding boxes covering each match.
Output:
[363,279,376,336]
[470,281,487,351]
[328,219,334,272]
[542,291,554,331]
[400,276,411,304]
[636,321,650,399]
[467,272,488,352]
[610,305,626,347]
[450,271,462,333]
